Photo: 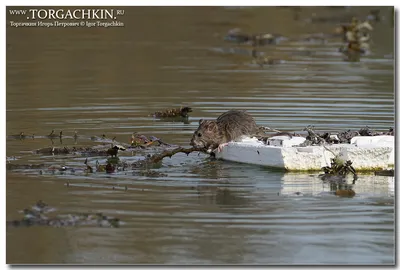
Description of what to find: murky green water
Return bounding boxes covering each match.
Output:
[6,6,394,264]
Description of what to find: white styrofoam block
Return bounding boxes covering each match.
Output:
[266,136,306,147]
[281,146,337,171]
[214,136,394,171]
[389,148,394,166]
[339,146,393,170]
[350,135,394,147]
[215,140,338,171]
[240,136,263,144]
[350,136,395,167]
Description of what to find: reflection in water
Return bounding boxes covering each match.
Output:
[280,174,394,197]
[6,6,394,265]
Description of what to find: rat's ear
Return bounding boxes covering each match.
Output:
[205,121,217,132]
[199,119,204,125]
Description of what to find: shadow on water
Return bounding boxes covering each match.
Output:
[6,6,394,264]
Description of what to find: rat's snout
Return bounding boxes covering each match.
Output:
[190,134,204,148]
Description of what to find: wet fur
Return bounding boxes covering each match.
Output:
[190,110,259,151]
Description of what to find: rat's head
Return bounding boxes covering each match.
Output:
[190,119,219,149]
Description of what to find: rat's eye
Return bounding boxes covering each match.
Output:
[197,133,202,137]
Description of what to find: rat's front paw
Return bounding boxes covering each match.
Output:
[217,143,229,153]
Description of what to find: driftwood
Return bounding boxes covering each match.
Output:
[148,147,200,163]
[131,147,201,168]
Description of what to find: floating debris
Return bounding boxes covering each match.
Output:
[374,169,394,177]
[252,33,287,46]
[6,163,46,170]
[150,106,192,118]
[224,28,287,46]
[7,201,122,228]
[251,52,283,67]
[321,158,358,179]
[148,136,173,147]
[130,133,154,148]
[90,134,108,141]
[138,170,168,177]
[298,125,326,147]
[299,126,394,146]
[6,130,119,144]
[339,40,369,62]
[130,133,173,148]
[107,145,126,157]
[47,130,62,139]
[7,155,122,175]
[84,158,93,173]
[35,146,110,156]
[7,132,34,140]
[338,17,374,61]
[224,28,253,43]
[358,126,394,136]
[105,162,116,173]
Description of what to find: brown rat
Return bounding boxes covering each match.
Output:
[190,110,259,151]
